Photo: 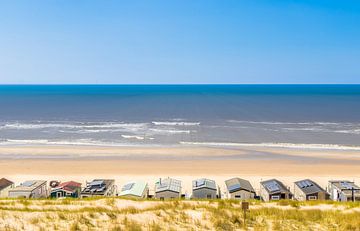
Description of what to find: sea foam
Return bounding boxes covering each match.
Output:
[180,141,360,151]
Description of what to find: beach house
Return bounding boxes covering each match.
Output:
[8,180,47,198]
[119,181,149,198]
[80,179,116,198]
[294,179,329,201]
[328,180,360,202]
[0,178,14,198]
[50,181,82,198]
[260,179,292,201]
[155,177,181,199]
[192,178,218,199]
[225,177,256,200]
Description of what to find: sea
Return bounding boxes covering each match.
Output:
[1,84,360,150]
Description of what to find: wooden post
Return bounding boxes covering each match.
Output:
[241,201,249,228]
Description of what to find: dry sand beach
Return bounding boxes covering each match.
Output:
[1,145,359,193]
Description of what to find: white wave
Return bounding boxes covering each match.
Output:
[0,122,149,136]
[180,141,360,151]
[149,128,192,134]
[334,129,360,135]
[0,139,141,147]
[282,127,328,132]
[121,135,145,140]
[282,127,360,134]
[226,120,347,126]
[3,139,50,144]
[152,121,200,126]
[59,128,138,134]
[0,122,148,130]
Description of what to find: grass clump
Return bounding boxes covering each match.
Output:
[148,221,162,231]
[123,217,142,231]
[70,222,82,231]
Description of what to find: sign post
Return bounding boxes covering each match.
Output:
[241,201,249,228]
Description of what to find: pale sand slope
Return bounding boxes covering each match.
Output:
[0,145,359,194]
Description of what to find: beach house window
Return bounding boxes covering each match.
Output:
[271,195,280,200]
[308,195,317,200]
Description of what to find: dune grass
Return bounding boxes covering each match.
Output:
[0,198,359,230]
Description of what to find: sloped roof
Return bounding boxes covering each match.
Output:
[81,179,114,195]
[295,179,326,195]
[53,181,82,193]
[0,178,14,191]
[59,181,81,188]
[119,181,148,197]
[225,178,255,193]
[261,179,290,194]
[192,178,217,191]
[155,178,181,193]
[330,180,360,190]
[10,180,46,192]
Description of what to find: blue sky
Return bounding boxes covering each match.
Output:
[0,0,359,84]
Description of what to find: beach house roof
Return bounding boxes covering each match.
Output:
[0,178,14,191]
[10,180,46,192]
[295,179,325,195]
[119,181,148,197]
[53,181,81,193]
[329,180,360,196]
[81,179,114,195]
[225,178,255,193]
[155,178,181,193]
[192,178,217,191]
[261,179,289,194]
[329,180,360,190]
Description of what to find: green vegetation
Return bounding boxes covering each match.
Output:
[0,198,359,230]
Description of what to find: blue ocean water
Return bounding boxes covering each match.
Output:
[0,84,360,148]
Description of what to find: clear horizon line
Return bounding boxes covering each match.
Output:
[1,83,360,86]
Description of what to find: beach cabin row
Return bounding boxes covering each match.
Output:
[260,179,360,202]
[0,177,359,202]
[224,178,360,202]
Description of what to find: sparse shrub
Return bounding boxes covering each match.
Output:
[107,212,117,220]
[58,212,67,220]
[70,222,81,231]
[106,198,116,206]
[62,199,71,205]
[213,219,234,231]
[30,217,40,224]
[148,221,162,231]
[111,226,122,231]
[123,219,142,231]
[123,206,139,214]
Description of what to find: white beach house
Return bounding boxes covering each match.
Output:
[0,178,15,198]
[155,177,182,199]
[8,180,47,198]
[119,181,149,198]
[328,180,360,202]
